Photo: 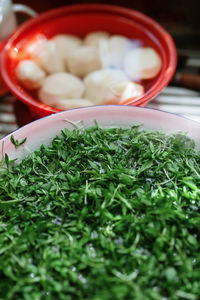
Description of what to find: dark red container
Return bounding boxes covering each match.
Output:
[0,4,177,118]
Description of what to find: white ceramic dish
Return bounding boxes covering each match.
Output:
[1,105,200,163]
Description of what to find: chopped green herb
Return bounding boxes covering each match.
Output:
[0,125,200,300]
[10,135,27,149]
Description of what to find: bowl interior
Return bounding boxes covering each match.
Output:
[1,4,177,117]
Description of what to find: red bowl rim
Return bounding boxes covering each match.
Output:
[0,3,177,116]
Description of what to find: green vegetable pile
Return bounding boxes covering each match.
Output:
[0,125,200,300]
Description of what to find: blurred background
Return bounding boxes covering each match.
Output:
[0,0,200,138]
[13,0,200,50]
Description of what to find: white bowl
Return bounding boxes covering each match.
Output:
[1,105,200,163]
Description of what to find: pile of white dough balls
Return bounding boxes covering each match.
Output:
[16,31,162,110]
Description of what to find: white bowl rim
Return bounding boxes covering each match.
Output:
[1,105,200,162]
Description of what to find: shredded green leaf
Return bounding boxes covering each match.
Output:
[0,125,200,300]
[10,135,27,149]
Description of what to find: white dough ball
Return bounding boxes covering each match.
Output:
[38,72,85,106]
[54,98,94,110]
[99,35,142,69]
[84,69,128,104]
[50,34,82,65]
[67,46,102,77]
[27,39,65,74]
[98,38,112,69]
[107,35,134,69]
[84,31,110,47]
[124,47,162,80]
[103,81,144,104]
[16,59,46,90]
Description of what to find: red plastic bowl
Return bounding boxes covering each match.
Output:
[0,4,177,118]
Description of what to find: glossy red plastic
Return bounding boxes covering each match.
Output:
[0,4,177,118]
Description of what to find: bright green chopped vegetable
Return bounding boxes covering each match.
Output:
[0,125,200,300]
[10,135,27,149]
